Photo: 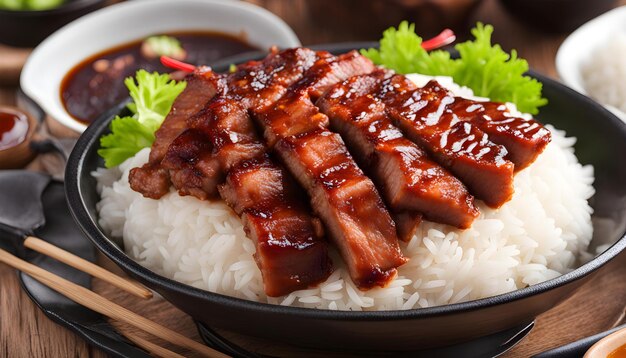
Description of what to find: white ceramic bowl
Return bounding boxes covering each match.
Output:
[20,0,301,133]
[556,5,626,122]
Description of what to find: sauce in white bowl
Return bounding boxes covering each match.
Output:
[20,0,301,133]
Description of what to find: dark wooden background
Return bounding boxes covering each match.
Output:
[1,0,625,357]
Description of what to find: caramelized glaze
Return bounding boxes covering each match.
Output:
[376,74,515,208]
[318,72,479,230]
[130,47,554,294]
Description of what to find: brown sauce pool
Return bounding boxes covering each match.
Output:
[61,31,258,124]
[0,109,29,151]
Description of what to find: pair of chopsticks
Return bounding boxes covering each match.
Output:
[0,237,228,358]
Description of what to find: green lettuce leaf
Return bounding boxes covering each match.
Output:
[361,21,457,76]
[98,116,155,168]
[451,23,547,114]
[361,22,547,114]
[98,70,186,168]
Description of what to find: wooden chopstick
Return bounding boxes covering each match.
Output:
[123,330,186,358]
[0,248,228,358]
[23,236,152,299]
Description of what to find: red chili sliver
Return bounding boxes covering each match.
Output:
[160,29,455,74]
[422,29,456,51]
[160,56,196,72]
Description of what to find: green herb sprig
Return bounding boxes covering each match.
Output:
[98,70,186,168]
[361,22,547,114]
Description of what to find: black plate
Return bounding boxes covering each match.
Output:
[0,173,150,357]
[65,43,626,353]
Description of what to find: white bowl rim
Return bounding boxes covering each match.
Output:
[20,0,301,133]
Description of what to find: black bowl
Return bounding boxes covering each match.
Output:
[499,0,618,33]
[0,0,107,47]
[65,44,626,353]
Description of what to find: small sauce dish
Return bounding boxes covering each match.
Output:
[586,327,626,358]
[0,106,37,169]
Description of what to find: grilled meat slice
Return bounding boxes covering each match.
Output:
[255,90,329,148]
[392,211,423,242]
[248,51,406,286]
[164,97,332,296]
[448,100,551,170]
[150,67,226,163]
[219,154,332,297]
[252,51,376,148]
[161,98,266,199]
[227,47,323,112]
[380,72,551,181]
[291,50,376,99]
[160,129,220,200]
[375,74,515,208]
[127,163,170,200]
[277,129,407,289]
[318,73,479,229]
[129,67,225,199]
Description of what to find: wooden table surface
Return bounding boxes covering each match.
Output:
[1,0,625,357]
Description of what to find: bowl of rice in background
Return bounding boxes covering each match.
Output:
[556,5,626,123]
[65,44,626,353]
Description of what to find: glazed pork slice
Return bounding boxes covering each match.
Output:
[448,99,551,171]
[276,129,407,288]
[250,51,407,286]
[375,74,515,208]
[163,97,332,296]
[227,47,324,112]
[253,51,376,147]
[160,48,330,199]
[388,74,551,170]
[317,73,479,229]
[129,67,225,199]
[293,50,376,99]
[160,98,266,199]
[219,154,332,297]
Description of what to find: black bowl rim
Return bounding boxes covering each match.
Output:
[65,42,626,321]
[0,0,105,16]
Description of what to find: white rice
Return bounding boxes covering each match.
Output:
[581,33,626,114]
[94,75,595,311]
